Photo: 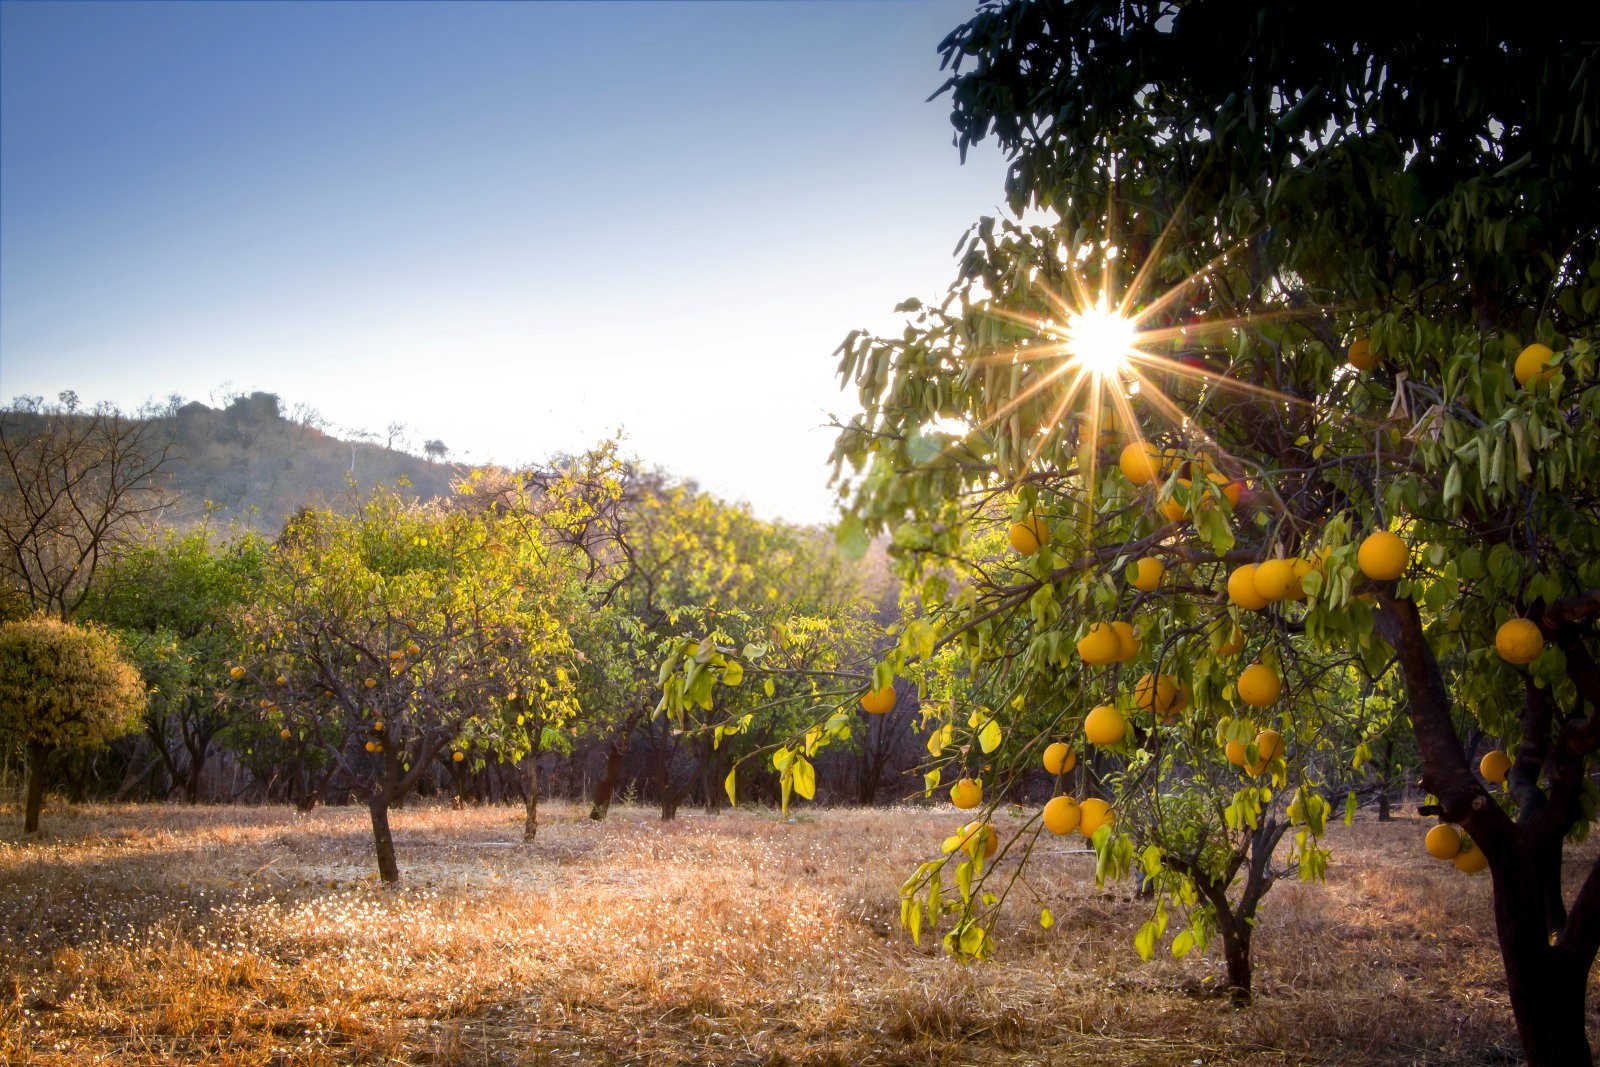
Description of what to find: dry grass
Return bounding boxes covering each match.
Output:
[0,801,1592,1065]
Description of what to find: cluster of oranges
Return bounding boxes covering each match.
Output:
[1348,334,1558,392]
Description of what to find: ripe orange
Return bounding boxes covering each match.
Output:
[1083,705,1126,746]
[950,777,983,810]
[1227,565,1269,610]
[1254,728,1284,762]
[1252,559,1299,602]
[1357,531,1408,581]
[1225,740,1248,766]
[1495,618,1544,665]
[1133,672,1181,717]
[229,666,246,680]
[1119,442,1161,484]
[364,677,378,689]
[1425,824,1462,860]
[1009,515,1048,555]
[1078,798,1114,837]
[1131,557,1164,592]
[1453,842,1489,873]
[1043,742,1077,776]
[1479,749,1512,784]
[957,821,998,859]
[1077,623,1123,665]
[1347,336,1378,372]
[279,728,291,740]
[1214,622,1247,656]
[860,685,897,714]
[1042,795,1081,835]
[1514,343,1556,387]
[1288,557,1314,600]
[1110,621,1141,662]
[1159,481,1191,522]
[1237,663,1281,707]
[452,750,465,763]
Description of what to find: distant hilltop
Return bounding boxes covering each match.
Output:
[3,390,464,536]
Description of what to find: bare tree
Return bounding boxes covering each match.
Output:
[385,421,409,452]
[0,399,175,620]
[424,439,448,463]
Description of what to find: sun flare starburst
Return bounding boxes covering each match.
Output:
[957,207,1314,509]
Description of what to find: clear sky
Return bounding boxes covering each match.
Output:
[0,1,1009,525]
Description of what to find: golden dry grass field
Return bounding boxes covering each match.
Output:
[2,801,1595,1065]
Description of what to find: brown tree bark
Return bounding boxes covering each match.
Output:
[522,757,540,842]
[368,791,399,883]
[589,739,626,820]
[23,741,48,833]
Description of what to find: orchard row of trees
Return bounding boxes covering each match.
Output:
[0,408,932,879]
[656,3,1600,1064]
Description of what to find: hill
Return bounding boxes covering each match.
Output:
[1,392,464,536]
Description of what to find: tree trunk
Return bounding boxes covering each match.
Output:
[368,792,400,883]
[522,758,540,843]
[590,739,626,820]
[23,741,49,834]
[1493,847,1595,1066]
[1220,915,1253,1004]
[1377,791,1391,821]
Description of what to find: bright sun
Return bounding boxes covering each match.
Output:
[1066,303,1136,379]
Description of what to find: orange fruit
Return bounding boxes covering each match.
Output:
[1227,565,1269,610]
[1110,621,1141,662]
[1254,729,1284,762]
[1453,842,1489,873]
[1495,618,1543,665]
[1252,559,1299,602]
[1119,442,1161,484]
[1479,749,1512,784]
[1159,480,1191,522]
[1077,623,1123,665]
[1043,742,1077,776]
[1133,672,1181,717]
[1042,796,1081,835]
[950,777,983,810]
[1237,664,1281,707]
[229,666,246,680]
[1224,740,1248,766]
[1347,336,1378,372]
[1357,531,1408,581]
[1131,557,1164,592]
[1214,621,1246,656]
[1078,798,1114,837]
[1425,824,1462,860]
[1009,515,1048,555]
[452,751,465,763]
[957,821,998,859]
[1514,343,1556,387]
[860,685,897,714]
[279,728,291,740]
[1083,705,1126,746]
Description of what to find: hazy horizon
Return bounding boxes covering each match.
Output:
[0,1,1010,525]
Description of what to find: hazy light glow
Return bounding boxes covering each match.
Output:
[1065,303,1136,380]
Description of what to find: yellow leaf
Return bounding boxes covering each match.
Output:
[978,719,1003,754]
[793,757,816,800]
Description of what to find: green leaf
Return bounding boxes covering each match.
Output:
[1171,929,1195,959]
[792,757,816,800]
[721,659,743,686]
[836,514,870,561]
[1134,920,1158,961]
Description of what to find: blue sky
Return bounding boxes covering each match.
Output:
[1,1,1009,524]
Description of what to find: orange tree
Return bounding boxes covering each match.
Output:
[237,486,577,881]
[648,480,880,816]
[81,524,267,803]
[0,616,145,832]
[816,3,1600,1062]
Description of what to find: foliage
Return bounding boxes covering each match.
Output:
[0,615,147,751]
